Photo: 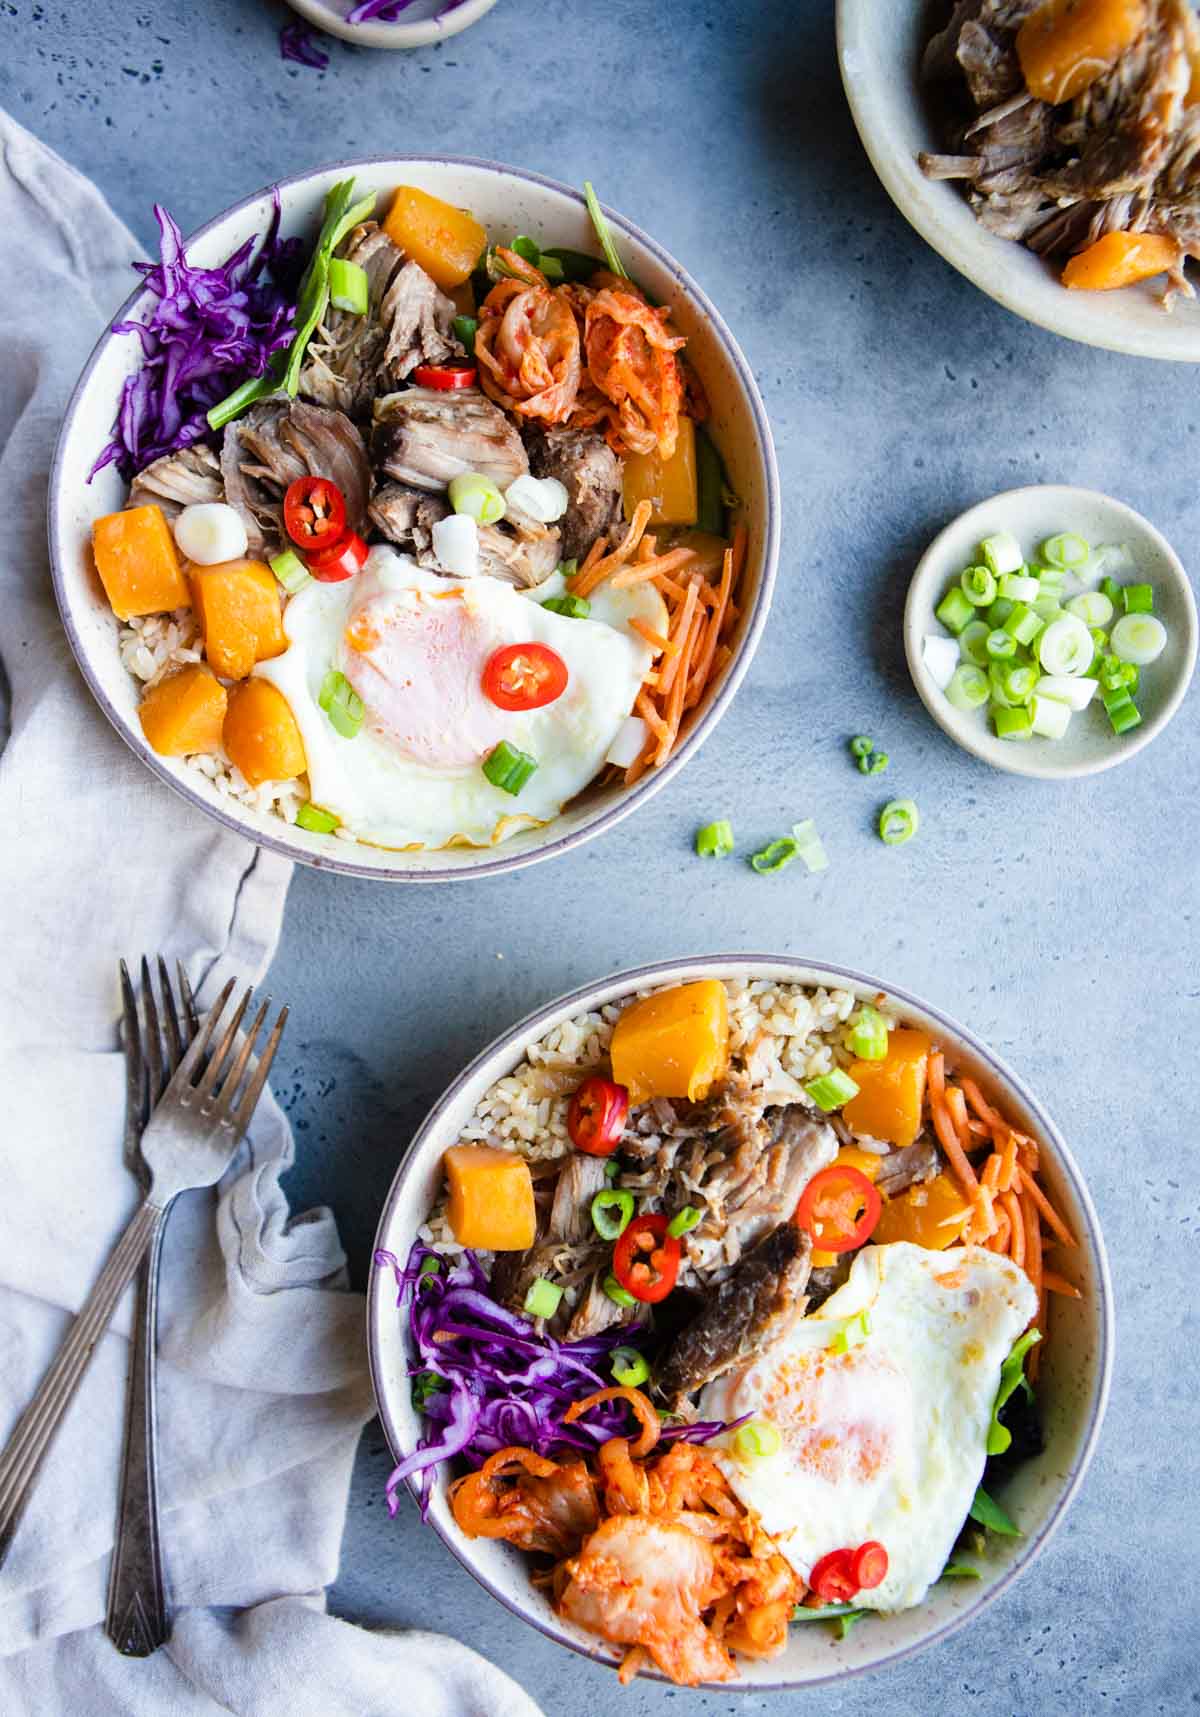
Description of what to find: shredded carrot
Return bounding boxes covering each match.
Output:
[982,1153,1001,1192]
[961,1076,1003,1129]
[610,547,697,588]
[657,580,699,699]
[1016,1167,1077,1249]
[998,1130,1019,1194]
[1021,1187,1045,1374]
[1002,1191,1025,1267]
[1042,1270,1082,1299]
[988,1209,1011,1254]
[571,500,653,597]
[655,602,703,764]
[629,617,674,655]
[618,1647,648,1686]
[634,689,669,740]
[931,1089,979,1196]
[928,1050,947,1105]
[684,545,735,710]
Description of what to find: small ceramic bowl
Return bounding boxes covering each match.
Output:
[368,954,1113,1692]
[905,485,1197,779]
[836,0,1200,360]
[49,158,778,880]
[285,0,498,51]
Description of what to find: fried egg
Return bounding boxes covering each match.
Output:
[700,1242,1037,1611]
[255,547,662,849]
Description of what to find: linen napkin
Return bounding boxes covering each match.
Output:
[0,111,542,1717]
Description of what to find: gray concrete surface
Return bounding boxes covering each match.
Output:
[4,1,1197,1711]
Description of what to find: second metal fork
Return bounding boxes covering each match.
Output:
[0,976,287,1573]
[105,957,197,1657]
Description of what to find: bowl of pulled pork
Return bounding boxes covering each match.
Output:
[50,160,777,878]
[838,0,1200,359]
[368,956,1112,1689]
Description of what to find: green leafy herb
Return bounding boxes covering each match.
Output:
[969,1484,1021,1538]
[940,1563,982,1580]
[410,1369,446,1409]
[835,1610,867,1640]
[987,1328,1041,1455]
[582,181,629,280]
[791,1603,861,1622]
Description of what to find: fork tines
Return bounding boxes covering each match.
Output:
[172,977,288,1136]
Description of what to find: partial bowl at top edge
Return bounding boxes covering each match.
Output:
[905,484,1197,779]
[284,0,499,51]
[836,0,1200,361]
[367,954,1113,1692]
[48,156,779,881]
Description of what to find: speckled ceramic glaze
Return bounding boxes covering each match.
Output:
[284,0,499,51]
[49,159,779,880]
[368,955,1113,1692]
[905,485,1197,779]
[837,0,1200,361]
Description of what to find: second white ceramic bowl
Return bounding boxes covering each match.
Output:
[49,158,778,880]
[837,0,1200,360]
[284,0,498,51]
[368,954,1112,1691]
[905,485,1197,779]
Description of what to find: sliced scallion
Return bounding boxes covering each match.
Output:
[318,669,365,739]
[591,1188,635,1241]
[1122,583,1153,614]
[985,628,1017,662]
[1037,615,1094,677]
[792,819,829,872]
[994,705,1034,740]
[667,1205,702,1238]
[603,1272,636,1309]
[1041,531,1089,570]
[329,256,369,315]
[980,531,1023,576]
[749,837,799,875]
[1110,613,1166,665]
[936,587,975,635]
[946,664,989,710]
[523,1277,563,1320]
[695,819,735,858]
[610,1346,650,1388]
[804,1069,860,1111]
[448,472,506,525]
[878,798,919,845]
[452,313,479,353]
[295,802,339,834]
[1065,590,1114,628]
[848,1004,888,1061]
[541,593,590,619]
[830,1309,871,1356]
[483,740,538,795]
[959,620,991,666]
[732,1419,782,1460]
[986,596,1015,628]
[849,735,874,759]
[997,570,1039,603]
[1029,694,1070,740]
[270,548,311,595]
[960,565,997,606]
[582,180,629,279]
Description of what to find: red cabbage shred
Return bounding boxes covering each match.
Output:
[346,0,465,23]
[279,22,330,68]
[89,195,302,482]
[378,1242,736,1518]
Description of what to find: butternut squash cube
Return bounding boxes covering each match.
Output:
[191,559,286,681]
[1016,0,1146,106]
[92,504,189,621]
[841,1028,932,1149]
[872,1171,971,1252]
[138,663,227,757]
[443,1144,536,1251]
[610,979,729,1107]
[622,412,698,528]
[1062,230,1181,291]
[222,678,306,787]
[382,186,487,291]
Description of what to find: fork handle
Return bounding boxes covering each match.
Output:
[105,1217,170,1654]
[0,1199,162,1569]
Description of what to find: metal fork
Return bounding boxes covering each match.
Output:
[105,957,198,1657]
[0,978,287,1572]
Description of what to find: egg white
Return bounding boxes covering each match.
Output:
[700,1241,1038,1611]
[254,547,654,849]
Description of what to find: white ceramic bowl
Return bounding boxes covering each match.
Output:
[285,0,498,51]
[49,158,778,881]
[368,955,1112,1691]
[837,0,1200,360]
[905,484,1197,779]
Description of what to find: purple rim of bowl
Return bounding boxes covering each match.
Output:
[366,953,1114,1692]
[47,156,780,884]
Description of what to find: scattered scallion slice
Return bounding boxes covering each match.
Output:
[582,180,629,279]
[878,798,918,846]
[667,1205,702,1238]
[295,802,339,834]
[482,741,538,795]
[732,1419,782,1460]
[270,548,311,595]
[610,1346,650,1388]
[318,669,364,739]
[695,819,735,858]
[329,256,369,315]
[792,819,829,872]
[849,735,874,759]
[591,1188,634,1241]
[804,1069,860,1111]
[541,593,590,619]
[523,1277,563,1320]
[749,836,798,875]
[848,1004,888,1061]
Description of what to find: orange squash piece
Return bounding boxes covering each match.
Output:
[443,1144,536,1251]
[872,1171,972,1252]
[1061,230,1182,290]
[841,1028,932,1149]
[610,980,729,1106]
[191,559,286,681]
[222,678,306,786]
[92,504,189,621]
[622,413,698,527]
[138,663,227,757]
[382,186,487,291]
[1016,0,1146,106]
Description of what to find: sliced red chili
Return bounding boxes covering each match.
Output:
[412,363,478,391]
[567,1077,629,1157]
[809,1548,859,1604]
[612,1213,681,1305]
[794,1164,882,1255]
[851,1541,888,1591]
[283,477,347,553]
[306,530,369,584]
[482,642,569,712]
